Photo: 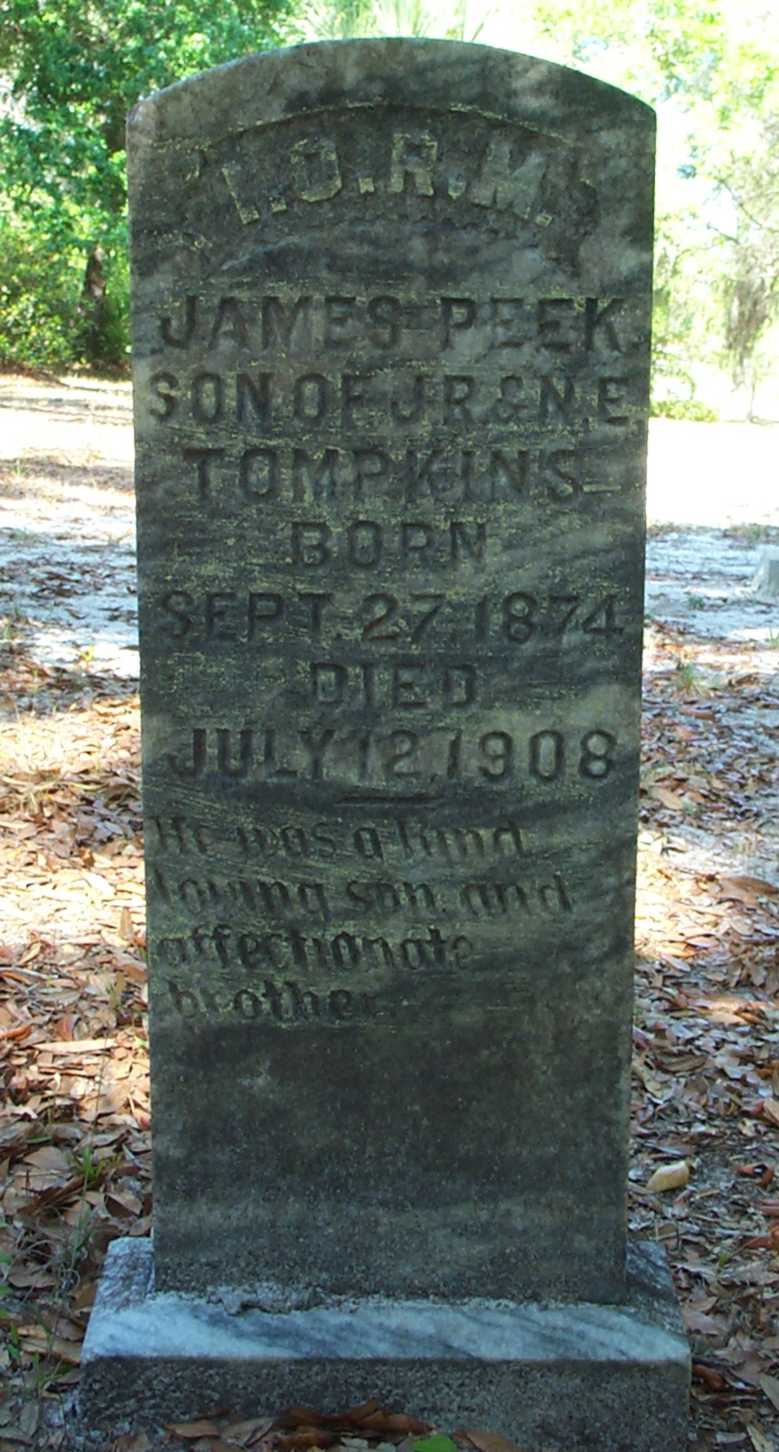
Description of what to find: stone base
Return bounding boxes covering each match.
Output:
[80,1239,689,1450]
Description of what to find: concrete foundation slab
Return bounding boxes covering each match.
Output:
[80,1239,689,1450]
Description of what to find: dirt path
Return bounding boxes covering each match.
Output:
[0,376,136,679]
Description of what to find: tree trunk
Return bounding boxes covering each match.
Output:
[80,246,107,364]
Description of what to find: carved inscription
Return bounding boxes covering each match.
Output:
[165,723,618,786]
[137,101,648,1032]
[156,590,625,647]
[151,865,573,924]
[155,859,575,1021]
[153,370,631,432]
[155,293,628,357]
[165,977,380,1024]
[151,814,529,863]
[219,125,569,226]
[158,922,472,973]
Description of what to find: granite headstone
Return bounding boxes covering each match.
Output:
[81,39,689,1448]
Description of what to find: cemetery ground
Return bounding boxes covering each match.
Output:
[0,373,778,1452]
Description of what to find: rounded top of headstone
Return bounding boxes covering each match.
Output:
[128,37,655,150]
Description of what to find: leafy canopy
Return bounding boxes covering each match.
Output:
[0,0,294,364]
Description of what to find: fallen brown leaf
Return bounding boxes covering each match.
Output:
[277,1410,330,1429]
[721,875,779,899]
[166,1422,222,1440]
[646,1160,690,1193]
[276,1430,335,1450]
[0,1024,32,1044]
[18,1175,84,1216]
[761,1099,779,1127]
[31,1037,116,1054]
[683,1306,725,1336]
[118,905,134,941]
[748,1427,775,1452]
[693,1362,727,1392]
[219,1417,274,1447]
[22,1144,72,1173]
[364,1414,430,1434]
[650,785,687,811]
[7,1265,56,1290]
[344,1402,383,1426]
[462,1433,533,1452]
[760,1374,779,1412]
[17,1332,81,1364]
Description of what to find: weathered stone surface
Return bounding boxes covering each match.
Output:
[80,36,692,1447]
[751,547,779,600]
[80,1238,690,1450]
[125,38,656,1304]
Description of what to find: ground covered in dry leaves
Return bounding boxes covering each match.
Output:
[1,376,779,1451]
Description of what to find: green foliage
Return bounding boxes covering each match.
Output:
[529,0,779,411]
[300,0,779,409]
[299,0,483,40]
[0,0,295,369]
[651,398,719,422]
[0,209,132,371]
[2,0,778,395]
[0,214,83,368]
[408,1438,460,1452]
[716,109,779,408]
[299,0,374,38]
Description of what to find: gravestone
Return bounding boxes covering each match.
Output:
[751,546,779,600]
[81,38,689,1448]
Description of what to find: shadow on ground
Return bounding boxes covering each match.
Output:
[0,389,131,429]
[0,454,133,496]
